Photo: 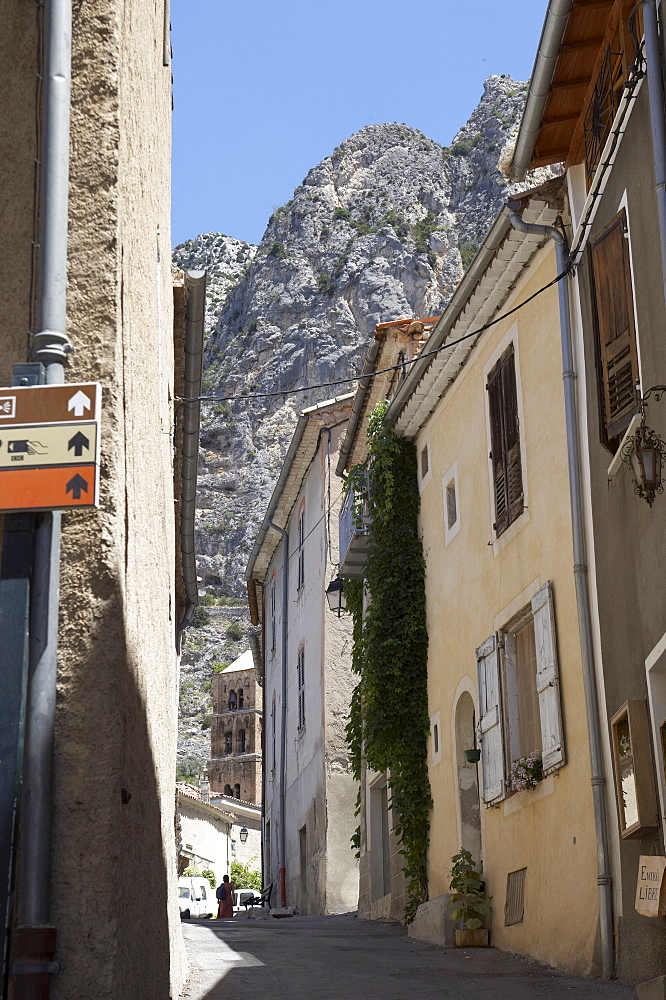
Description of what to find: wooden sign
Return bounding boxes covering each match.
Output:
[0,383,100,512]
[635,856,666,917]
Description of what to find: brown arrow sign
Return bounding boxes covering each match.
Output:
[0,383,101,425]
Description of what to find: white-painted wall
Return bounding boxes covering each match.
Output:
[263,411,359,914]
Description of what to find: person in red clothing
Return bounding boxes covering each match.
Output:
[216,874,235,919]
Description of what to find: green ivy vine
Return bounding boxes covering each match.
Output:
[344,401,432,923]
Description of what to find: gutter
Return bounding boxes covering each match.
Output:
[178,269,206,630]
[511,0,574,181]
[642,0,666,305]
[507,207,614,980]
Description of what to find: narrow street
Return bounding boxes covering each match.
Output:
[179,915,636,1000]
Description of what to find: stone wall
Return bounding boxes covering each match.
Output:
[0,1,185,996]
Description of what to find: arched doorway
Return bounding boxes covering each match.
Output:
[454,691,482,866]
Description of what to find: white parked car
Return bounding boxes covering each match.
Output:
[178,876,214,919]
[232,886,263,914]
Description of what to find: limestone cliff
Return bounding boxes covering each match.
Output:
[173,74,554,598]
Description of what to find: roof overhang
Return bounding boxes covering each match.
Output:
[245,393,353,587]
[387,182,564,438]
[512,0,619,178]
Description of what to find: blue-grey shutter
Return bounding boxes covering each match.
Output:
[476,633,506,804]
[531,581,565,774]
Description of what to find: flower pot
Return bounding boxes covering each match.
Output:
[455,928,489,947]
[464,748,481,763]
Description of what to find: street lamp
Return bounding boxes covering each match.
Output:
[239,826,248,844]
[619,399,666,507]
[325,576,347,617]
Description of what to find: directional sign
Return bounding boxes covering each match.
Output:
[0,422,97,469]
[0,465,97,510]
[0,382,101,512]
[0,383,100,426]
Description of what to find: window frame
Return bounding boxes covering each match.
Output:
[297,646,305,732]
[442,460,460,545]
[588,207,641,449]
[486,342,524,539]
[476,581,565,805]
[297,505,305,592]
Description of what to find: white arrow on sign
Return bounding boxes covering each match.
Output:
[67,390,91,418]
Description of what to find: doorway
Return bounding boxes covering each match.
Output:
[454,691,482,865]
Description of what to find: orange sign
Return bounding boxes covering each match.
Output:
[0,465,98,511]
[0,382,101,511]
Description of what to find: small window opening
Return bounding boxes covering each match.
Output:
[446,480,457,530]
[421,445,429,479]
[228,691,237,711]
[234,783,241,799]
[238,689,244,709]
[433,723,439,754]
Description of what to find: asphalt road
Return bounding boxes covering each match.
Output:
[179,914,637,1000]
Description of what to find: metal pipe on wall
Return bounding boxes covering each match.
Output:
[267,519,289,910]
[642,0,666,305]
[507,208,615,979]
[11,1,72,996]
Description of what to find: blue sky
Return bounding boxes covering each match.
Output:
[171,0,548,248]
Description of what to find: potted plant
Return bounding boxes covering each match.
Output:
[464,748,481,763]
[509,751,543,792]
[448,848,492,947]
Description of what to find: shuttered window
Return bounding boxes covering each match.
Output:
[297,647,305,731]
[297,508,305,591]
[590,209,640,443]
[487,345,523,537]
[476,634,506,804]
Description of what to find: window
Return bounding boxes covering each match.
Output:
[442,461,460,545]
[238,729,246,753]
[487,344,523,537]
[270,581,276,653]
[610,700,659,838]
[297,647,305,731]
[297,507,305,591]
[224,784,232,796]
[234,783,241,799]
[238,689,244,709]
[224,731,232,754]
[420,445,429,479]
[589,209,640,446]
[433,723,439,754]
[476,582,565,805]
[228,690,237,711]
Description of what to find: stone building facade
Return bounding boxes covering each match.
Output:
[0,2,196,997]
[210,650,262,803]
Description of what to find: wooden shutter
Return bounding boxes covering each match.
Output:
[590,210,639,441]
[487,345,523,536]
[476,634,506,804]
[487,361,508,535]
[531,581,565,774]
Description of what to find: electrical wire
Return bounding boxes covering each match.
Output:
[178,262,572,407]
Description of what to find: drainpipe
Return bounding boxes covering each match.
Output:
[642,0,666,305]
[507,207,614,979]
[12,2,73,997]
[267,519,288,910]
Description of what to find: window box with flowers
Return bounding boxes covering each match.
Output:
[510,752,543,792]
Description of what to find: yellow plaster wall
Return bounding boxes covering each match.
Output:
[418,248,599,975]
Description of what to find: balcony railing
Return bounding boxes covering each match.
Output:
[339,470,371,578]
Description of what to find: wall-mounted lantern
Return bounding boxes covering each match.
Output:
[239,826,249,844]
[325,576,347,617]
[616,385,666,507]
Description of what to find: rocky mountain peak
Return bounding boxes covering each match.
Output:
[176,75,552,596]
